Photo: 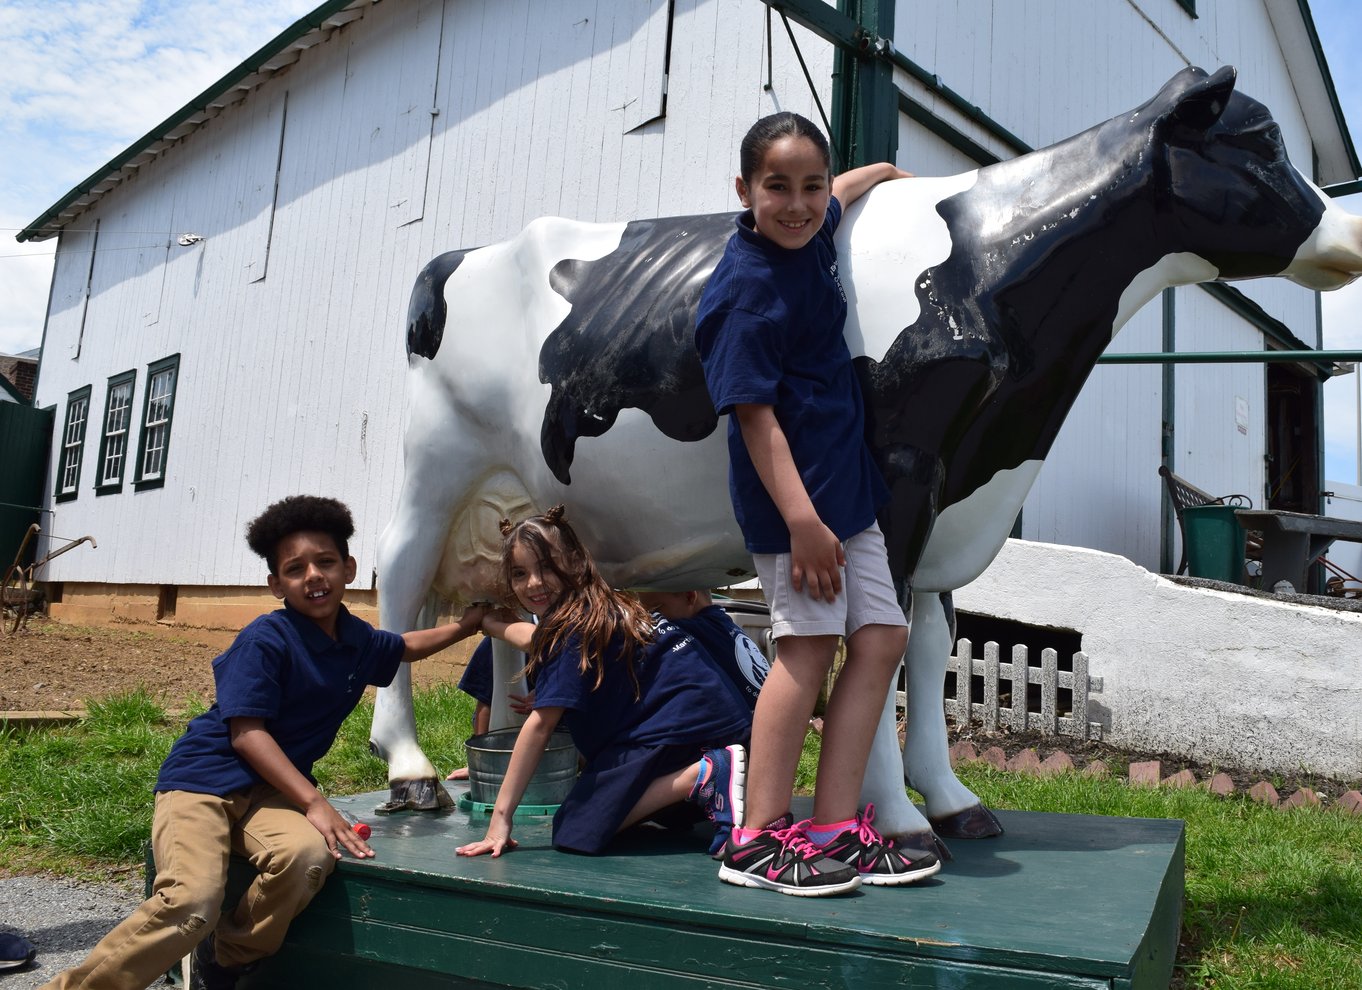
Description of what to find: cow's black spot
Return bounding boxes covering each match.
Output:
[406,250,466,360]
[538,213,735,484]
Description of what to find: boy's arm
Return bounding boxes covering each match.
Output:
[832,162,912,209]
[456,706,564,858]
[229,717,374,860]
[401,604,486,661]
[734,403,844,601]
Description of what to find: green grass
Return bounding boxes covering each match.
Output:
[955,762,1362,990]
[1,693,1358,989]
[0,687,478,877]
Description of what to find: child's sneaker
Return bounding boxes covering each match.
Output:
[0,932,35,971]
[718,817,862,896]
[191,934,256,990]
[690,744,746,855]
[811,803,942,886]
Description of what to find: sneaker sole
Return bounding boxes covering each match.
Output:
[725,743,746,836]
[857,857,943,886]
[717,863,863,897]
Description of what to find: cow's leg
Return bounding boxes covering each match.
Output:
[488,638,527,731]
[903,591,1002,838]
[370,478,456,813]
[859,660,940,854]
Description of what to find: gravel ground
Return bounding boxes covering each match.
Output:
[0,874,147,988]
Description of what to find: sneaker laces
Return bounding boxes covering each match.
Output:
[775,822,825,858]
[850,803,889,848]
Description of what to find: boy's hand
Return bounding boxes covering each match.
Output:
[789,517,845,601]
[456,817,517,858]
[459,603,488,627]
[309,798,376,860]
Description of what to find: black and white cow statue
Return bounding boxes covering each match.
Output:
[370,66,1362,853]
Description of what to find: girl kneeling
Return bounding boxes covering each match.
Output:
[456,506,751,858]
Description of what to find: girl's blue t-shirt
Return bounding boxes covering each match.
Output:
[672,605,768,712]
[155,604,406,796]
[531,615,751,761]
[695,197,889,553]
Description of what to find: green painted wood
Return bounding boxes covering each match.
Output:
[203,790,1183,989]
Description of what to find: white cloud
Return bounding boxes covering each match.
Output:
[0,0,316,356]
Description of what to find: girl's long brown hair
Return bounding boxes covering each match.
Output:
[500,506,653,694]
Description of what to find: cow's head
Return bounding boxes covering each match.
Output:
[1148,66,1362,289]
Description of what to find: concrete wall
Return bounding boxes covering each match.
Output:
[956,538,1362,779]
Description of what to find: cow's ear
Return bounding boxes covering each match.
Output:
[1167,65,1237,134]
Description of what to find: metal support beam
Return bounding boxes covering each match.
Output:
[763,0,898,169]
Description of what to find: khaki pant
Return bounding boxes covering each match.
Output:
[43,785,336,990]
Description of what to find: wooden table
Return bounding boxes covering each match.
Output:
[1234,509,1362,593]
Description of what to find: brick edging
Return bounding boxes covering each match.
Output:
[947,740,1362,816]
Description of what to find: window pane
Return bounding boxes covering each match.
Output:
[140,368,175,481]
[100,380,133,486]
[61,396,89,493]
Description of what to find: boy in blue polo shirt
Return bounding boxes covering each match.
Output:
[42,495,485,990]
[637,591,769,712]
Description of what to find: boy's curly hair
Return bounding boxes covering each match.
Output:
[246,495,354,574]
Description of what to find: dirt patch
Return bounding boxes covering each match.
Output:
[0,615,473,713]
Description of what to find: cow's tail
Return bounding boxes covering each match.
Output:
[406,250,466,360]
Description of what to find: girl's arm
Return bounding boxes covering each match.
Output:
[455,706,565,857]
[482,608,536,651]
[401,604,486,661]
[734,403,844,602]
[229,717,374,860]
[832,162,913,209]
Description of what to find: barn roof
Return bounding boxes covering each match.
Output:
[15,0,1362,242]
[16,0,376,243]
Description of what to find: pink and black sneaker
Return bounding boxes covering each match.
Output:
[717,815,862,896]
[811,803,942,886]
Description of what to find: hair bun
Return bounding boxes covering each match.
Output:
[544,504,567,524]
[498,517,515,536]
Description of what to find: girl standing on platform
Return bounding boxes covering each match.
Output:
[455,506,751,858]
[696,112,940,895]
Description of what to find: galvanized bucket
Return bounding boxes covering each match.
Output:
[464,728,578,806]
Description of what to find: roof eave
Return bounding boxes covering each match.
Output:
[15,0,371,244]
[1267,0,1362,186]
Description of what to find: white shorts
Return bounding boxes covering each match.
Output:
[753,522,908,640]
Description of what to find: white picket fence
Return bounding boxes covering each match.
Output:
[899,640,1104,741]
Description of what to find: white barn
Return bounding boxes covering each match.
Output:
[17,0,1360,627]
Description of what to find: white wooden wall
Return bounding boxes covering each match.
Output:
[32,0,1331,588]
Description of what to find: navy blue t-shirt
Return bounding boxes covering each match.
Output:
[673,606,768,712]
[458,638,494,706]
[155,604,406,796]
[695,197,889,553]
[531,616,750,762]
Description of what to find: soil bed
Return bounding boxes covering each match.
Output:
[0,614,471,713]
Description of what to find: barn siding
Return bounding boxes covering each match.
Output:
[29,0,1331,593]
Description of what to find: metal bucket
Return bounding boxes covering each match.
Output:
[464,728,578,806]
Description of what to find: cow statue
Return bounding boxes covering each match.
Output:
[369,66,1362,853]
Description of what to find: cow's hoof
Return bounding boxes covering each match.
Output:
[929,804,1004,838]
[374,777,455,814]
[889,829,953,862]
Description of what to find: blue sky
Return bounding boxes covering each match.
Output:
[1,0,1360,482]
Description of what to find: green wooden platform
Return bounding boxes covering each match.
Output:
[231,788,1182,989]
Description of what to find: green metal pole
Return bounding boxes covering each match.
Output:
[833,0,898,169]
